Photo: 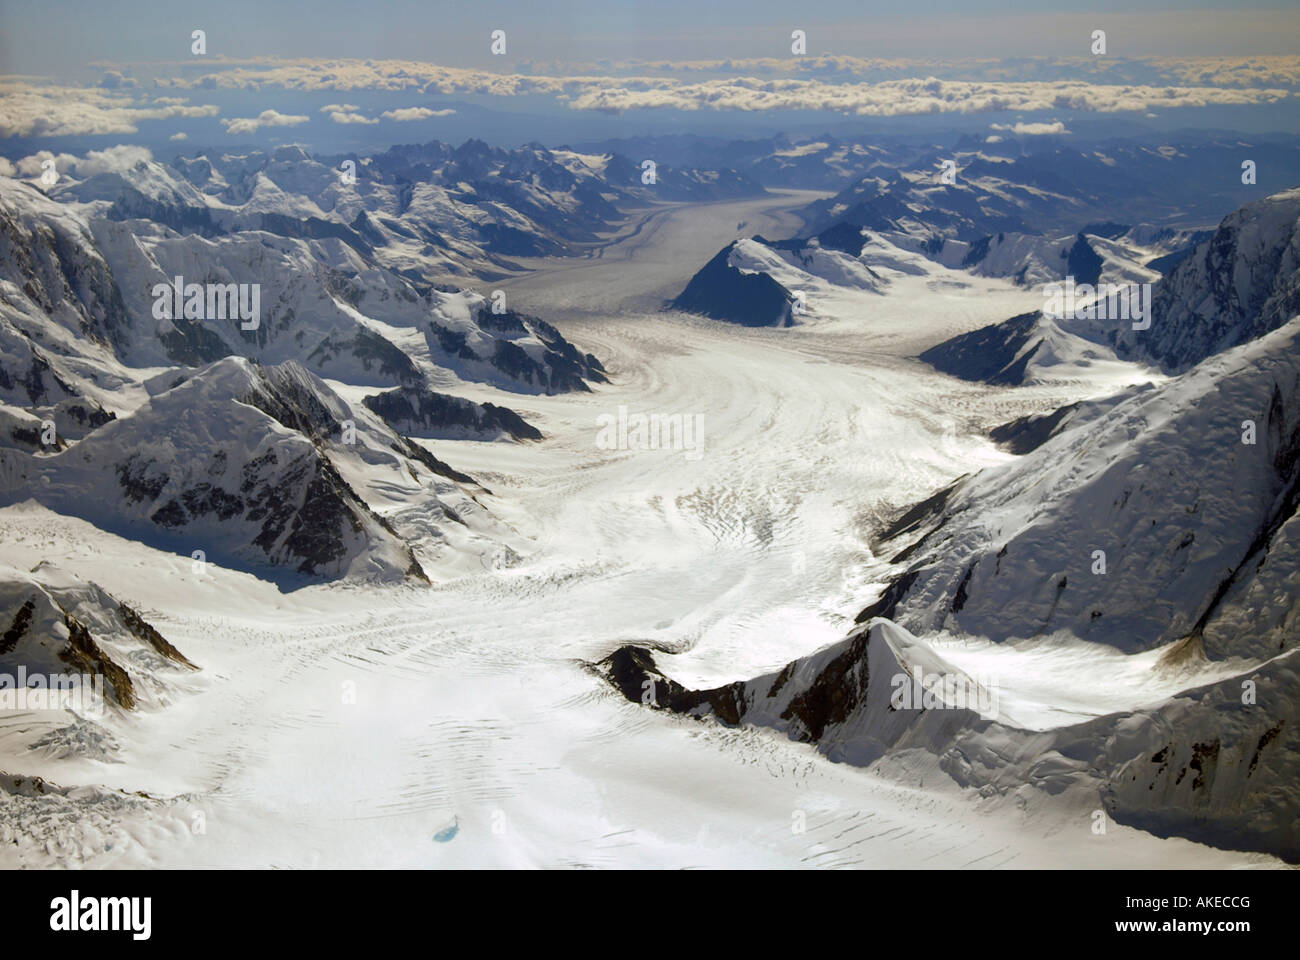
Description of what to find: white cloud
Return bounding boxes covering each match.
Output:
[990,121,1071,135]
[220,109,311,134]
[522,53,1300,90]
[75,144,153,177]
[324,108,378,125]
[145,57,1292,118]
[8,55,1292,142]
[144,54,1300,93]
[169,132,189,141]
[15,150,78,187]
[98,71,138,90]
[0,81,219,137]
[380,106,456,121]
[319,103,377,122]
[12,145,156,185]
[0,157,15,177]
[561,75,1288,116]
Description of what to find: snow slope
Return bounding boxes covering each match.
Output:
[600,618,1299,860]
[603,190,1300,863]
[1113,187,1300,371]
[0,170,1292,869]
[921,188,1300,388]
[863,319,1300,656]
[0,357,498,582]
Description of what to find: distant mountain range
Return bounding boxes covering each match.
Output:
[586,130,1300,208]
[669,133,1300,326]
[86,139,765,284]
[0,144,632,583]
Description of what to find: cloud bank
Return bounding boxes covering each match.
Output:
[1,54,1293,139]
[0,82,219,137]
[145,57,1292,118]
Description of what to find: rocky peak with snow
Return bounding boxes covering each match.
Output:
[1114,187,1300,372]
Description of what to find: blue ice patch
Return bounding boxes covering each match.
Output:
[433,816,459,843]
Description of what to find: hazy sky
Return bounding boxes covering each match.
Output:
[2,0,1298,76]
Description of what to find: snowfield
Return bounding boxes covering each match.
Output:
[0,189,1290,869]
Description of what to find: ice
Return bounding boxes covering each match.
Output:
[0,189,1280,868]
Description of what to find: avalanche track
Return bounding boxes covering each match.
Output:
[0,191,1277,868]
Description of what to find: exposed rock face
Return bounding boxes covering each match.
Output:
[1113,188,1300,372]
[0,563,195,712]
[921,189,1300,385]
[0,358,433,582]
[1064,232,1104,286]
[428,305,607,394]
[596,621,985,766]
[918,312,1040,385]
[867,321,1300,656]
[987,402,1082,454]
[362,387,540,441]
[597,620,1300,862]
[0,173,557,586]
[671,242,797,327]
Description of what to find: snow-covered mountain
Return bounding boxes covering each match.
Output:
[598,617,1299,860]
[362,385,541,441]
[57,140,763,283]
[576,132,914,190]
[918,307,1150,388]
[582,132,1300,212]
[0,180,132,381]
[0,562,194,714]
[1111,187,1300,371]
[599,315,1300,858]
[605,186,1300,862]
[922,188,1300,387]
[0,157,606,584]
[671,223,889,326]
[670,240,800,326]
[669,142,1242,333]
[428,304,608,394]
[875,320,1300,657]
[5,111,1300,869]
[799,136,1300,242]
[0,358,444,581]
[880,192,1300,657]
